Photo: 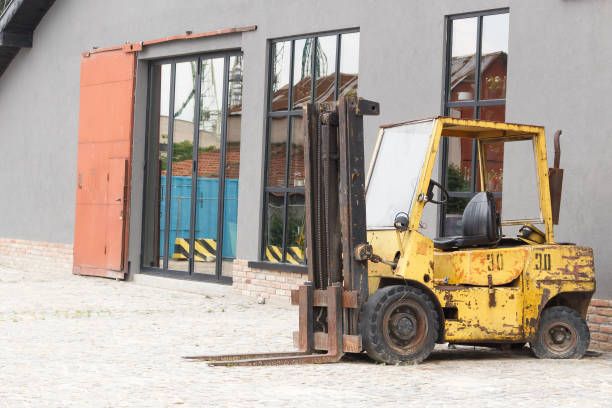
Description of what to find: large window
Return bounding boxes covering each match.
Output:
[142,52,243,282]
[441,10,509,235]
[262,30,359,264]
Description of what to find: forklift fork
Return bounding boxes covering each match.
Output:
[184,283,351,366]
[184,96,379,366]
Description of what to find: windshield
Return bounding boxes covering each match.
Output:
[366,120,434,229]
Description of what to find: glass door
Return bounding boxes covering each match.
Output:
[142,53,242,282]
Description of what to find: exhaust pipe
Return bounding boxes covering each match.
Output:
[549,130,564,225]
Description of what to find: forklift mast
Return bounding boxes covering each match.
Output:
[303,97,379,325]
[187,96,379,365]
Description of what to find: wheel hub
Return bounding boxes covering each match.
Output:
[550,326,570,344]
[382,300,427,354]
[390,313,417,341]
[543,322,576,353]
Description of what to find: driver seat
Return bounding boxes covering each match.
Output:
[433,192,500,251]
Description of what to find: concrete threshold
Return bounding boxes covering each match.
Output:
[131,273,233,297]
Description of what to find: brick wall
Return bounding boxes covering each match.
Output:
[0,238,73,274]
[587,299,612,352]
[232,259,307,305]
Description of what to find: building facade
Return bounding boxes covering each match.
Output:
[0,0,611,350]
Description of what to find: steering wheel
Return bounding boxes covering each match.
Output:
[426,179,449,205]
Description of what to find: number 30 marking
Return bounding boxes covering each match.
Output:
[487,253,504,271]
[535,253,551,271]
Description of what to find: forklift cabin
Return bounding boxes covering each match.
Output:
[363,117,594,363]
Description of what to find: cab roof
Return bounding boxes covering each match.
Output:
[381,117,544,141]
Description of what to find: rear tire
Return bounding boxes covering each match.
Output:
[531,306,590,359]
[360,285,440,364]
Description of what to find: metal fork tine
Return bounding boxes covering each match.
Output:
[183,351,308,362]
[206,352,344,367]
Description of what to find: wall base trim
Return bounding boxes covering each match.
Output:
[0,238,73,274]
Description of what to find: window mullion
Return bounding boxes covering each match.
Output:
[471,139,478,192]
[444,18,454,106]
[311,37,317,103]
[163,63,177,271]
[474,15,484,113]
[281,191,289,263]
[334,33,341,100]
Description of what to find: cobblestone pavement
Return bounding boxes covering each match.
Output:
[1,266,610,407]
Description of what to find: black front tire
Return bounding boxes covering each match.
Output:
[360,285,440,364]
[531,306,590,359]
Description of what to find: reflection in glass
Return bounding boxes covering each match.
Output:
[293,39,313,108]
[222,55,243,278]
[289,116,305,188]
[142,63,171,269]
[446,137,473,192]
[339,32,359,97]
[271,41,291,111]
[480,14,509,100]
[315,35,337,103]
[448,105,475,119]
[443,13,508,237]
[286,193,306,265]
[444,197,471,236]
[194,57,225,276]
[479,105,505,122]
[264,32,360,265]
[264,193,285,262]
[266,117,288,187]
[168,61,197,272]
[481,142,504,192]
[449,17,477,102]
[501,140,542,221]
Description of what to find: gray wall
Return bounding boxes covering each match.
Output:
[1,0,610,296]
[504,0,612,297]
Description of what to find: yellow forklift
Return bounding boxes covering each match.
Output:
[189,96,595,365]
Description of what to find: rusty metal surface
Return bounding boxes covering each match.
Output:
[303,104,319,286]
[381,293,429,355]
[73,49,136,279]
[106,158,128,271]
[549,130,564,225]
[85,26,257,56]
[337,97,379,334]
[297,283,314,353]
[311,333,362,353]
[292,289,359,308]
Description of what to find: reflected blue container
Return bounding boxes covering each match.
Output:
[159,175,238,259]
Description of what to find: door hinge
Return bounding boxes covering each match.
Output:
[104,245,107,255]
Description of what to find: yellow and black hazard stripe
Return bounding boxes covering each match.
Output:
[172,238,217,262]
[265,245,305,265]
[286,246,304,265]
[265,245,283,263]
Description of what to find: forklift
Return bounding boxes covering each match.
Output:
[187,96,595,365]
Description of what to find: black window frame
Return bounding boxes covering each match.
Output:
[140,50,243,284]
[261,28,359,264]
[439,8,509,236]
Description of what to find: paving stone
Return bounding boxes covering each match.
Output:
[0,265,610,407]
